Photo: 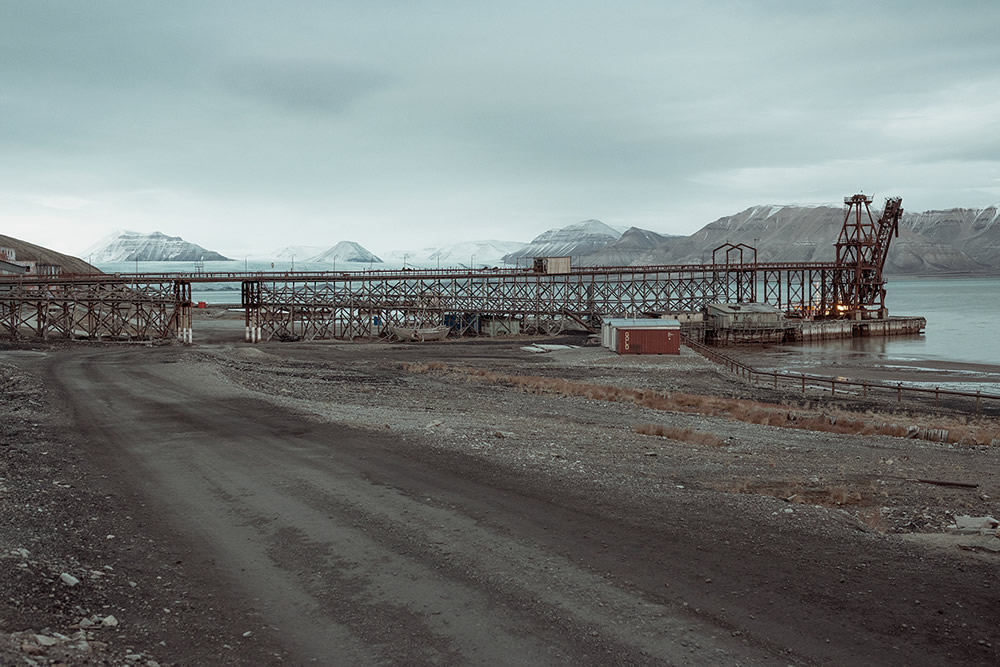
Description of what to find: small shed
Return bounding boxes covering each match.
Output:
[601,318,681,355]
[706,303,784,329]
[481,318,520,337]
[0,259,28,275]
[532,257,571,275]
[25,262,63,276]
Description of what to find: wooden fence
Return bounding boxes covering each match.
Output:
[683,337,1000,416]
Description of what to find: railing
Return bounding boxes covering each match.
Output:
[683,336,1000,416]
[0,260,846,285]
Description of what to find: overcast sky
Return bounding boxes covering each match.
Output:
[2,1,999,257]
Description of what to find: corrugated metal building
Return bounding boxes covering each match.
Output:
[532,257,571,274]
[601,318,681,355]
[0,259,28,276]
[481,318,520,337]
[705,302,787,345]
[705,302,784,328]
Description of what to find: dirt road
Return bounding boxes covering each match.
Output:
[3,340,998,665]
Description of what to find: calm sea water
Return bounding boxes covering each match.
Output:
[775,278,1000,368]
[97,262,999,369]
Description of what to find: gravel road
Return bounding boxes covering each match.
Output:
[2,332,998,665]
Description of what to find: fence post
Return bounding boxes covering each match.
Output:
[935,387,939,407]
[897,383,902,402]
[801,375,805,394]
[977,390,981,416]
[831,380,836,396]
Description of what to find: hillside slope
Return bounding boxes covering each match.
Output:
[0,234,99,274]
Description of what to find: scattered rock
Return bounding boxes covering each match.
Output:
[949,515,1000,535]
[59,572,80,587]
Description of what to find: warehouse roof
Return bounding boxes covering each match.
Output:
[602,318,680,328]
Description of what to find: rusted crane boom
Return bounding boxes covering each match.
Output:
[833,194,903,319]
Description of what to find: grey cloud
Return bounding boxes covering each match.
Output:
[222,60,392,114]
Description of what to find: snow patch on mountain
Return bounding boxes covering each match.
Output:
[384,240,526,268]
[83,230,230,262]
[310,241,382,264]
[271,245,327,261]
[502,219,622,264]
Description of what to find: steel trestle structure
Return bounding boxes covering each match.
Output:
[236,262,848,341]
[0,277,192,342]
[0,262,880,342]
[0,195,907,343]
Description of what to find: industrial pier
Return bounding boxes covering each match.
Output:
[0,194,925,345]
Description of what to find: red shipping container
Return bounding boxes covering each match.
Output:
[616,328,680,355]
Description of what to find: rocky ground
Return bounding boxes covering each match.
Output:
[2,328,999,665]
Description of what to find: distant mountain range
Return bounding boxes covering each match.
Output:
[601,203,999,275]
[505,204,1000,275]
[84,231,230,262]
[502,220,624,265]
[72,200,1000,275]
[385,240,527,268]
[272,242,382,264]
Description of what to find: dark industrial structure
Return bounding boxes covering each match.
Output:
[0,195,920,343]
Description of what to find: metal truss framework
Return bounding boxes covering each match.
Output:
[239,263,848,341]
[833,194,903,318]
[0,261,874,343]
[0,278,192,341]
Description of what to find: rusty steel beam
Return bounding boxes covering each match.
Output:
[232,263,855,341]
[834,195,903,319]
[0,278,191,342]
[3,189,905,344]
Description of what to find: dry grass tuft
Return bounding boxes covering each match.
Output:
[401,362,1000,445]
[635,424,724,447]
[718,479,884,508]
[856,506,890,533]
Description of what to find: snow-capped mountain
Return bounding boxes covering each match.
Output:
[82,231,230,262]
[384,240,527,268]
[310,241,382,264]
[271,245,327,261]
[901,206,1000,267]
[502,220,622,264]
[576,227,675,267]
[629,203,992,274]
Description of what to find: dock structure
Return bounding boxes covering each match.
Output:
[0,260,916,343]
[0,276,192,342]
[0,194,918,344]
[236,262,851,342]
